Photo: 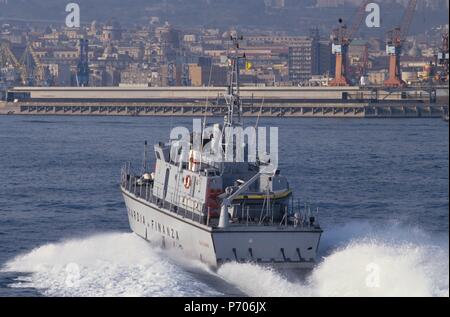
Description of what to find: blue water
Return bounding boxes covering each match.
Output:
[0,116,448,297]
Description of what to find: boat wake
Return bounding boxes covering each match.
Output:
[2,222,448,297]
[218,222,449,297]
[1,233,220,297]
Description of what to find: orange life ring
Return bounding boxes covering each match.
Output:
[184,175,192,189]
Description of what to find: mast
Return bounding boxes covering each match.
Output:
[141,140,148,174]
[225,35,246,128]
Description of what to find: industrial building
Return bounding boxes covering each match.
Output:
[288,34,334,84]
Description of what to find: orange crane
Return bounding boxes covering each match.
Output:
[329,0,369,87]
[384,0,417,88]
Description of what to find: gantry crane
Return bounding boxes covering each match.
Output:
[0,41,29,85]
[1,40,52,86]
[19,45,37,86]
[329,0,370,87]
[19,43,52,86]
[384,0,417,88]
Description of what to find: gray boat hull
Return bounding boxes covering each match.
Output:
[123,189,322,269]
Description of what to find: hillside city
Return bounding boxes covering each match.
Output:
[0,0,449,92]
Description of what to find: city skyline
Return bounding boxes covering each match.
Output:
[0,0,448,34]
[0,17,447,88]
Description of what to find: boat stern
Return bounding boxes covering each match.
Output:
[212,226,322,269]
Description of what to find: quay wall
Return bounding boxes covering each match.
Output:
[2,86,448,118]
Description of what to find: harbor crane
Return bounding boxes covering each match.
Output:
[20,44,50,86]
[0,41,29,85]
[329,0,370,87]
[1,39,51,86]
[384,0,417,88]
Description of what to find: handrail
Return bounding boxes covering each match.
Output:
[120,163,318,229]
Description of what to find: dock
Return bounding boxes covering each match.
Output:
[1,101,448,118]
[1,85,448,118]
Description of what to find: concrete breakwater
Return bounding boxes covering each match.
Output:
[1,86,448,118]
[1,101,447,118]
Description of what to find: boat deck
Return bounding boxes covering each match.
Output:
[121,168,319,231]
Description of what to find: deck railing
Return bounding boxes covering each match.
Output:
[121,163,211,226]
[120,163,318,229]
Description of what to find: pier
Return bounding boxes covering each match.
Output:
[1,86,448,118]
[1,101,448,118]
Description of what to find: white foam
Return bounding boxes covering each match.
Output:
[218,223,449,297]
[218,263,311,297]
[2,223,448,297]
[2,232,220,297]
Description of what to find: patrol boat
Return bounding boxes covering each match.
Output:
[120,37,322,269]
